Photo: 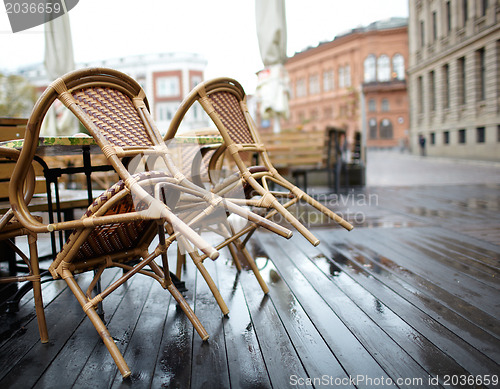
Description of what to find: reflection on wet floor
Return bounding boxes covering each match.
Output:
[2,181,499,387]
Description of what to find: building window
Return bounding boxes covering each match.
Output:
[481,0,488,16]
[368,99,376,112]
[446,1,452,32]
[324,106,333,118]
[156,102,177,121]
[379,119,393,139]
[432,11,437,41]
[443,131,450,144]
[430,132,436,145]
[477,47,486,101]
[420,20,425,48]
[381,99,389,112]
[192,102,200,120]
[369,118,377,139]
[458,57,466,105]
[392,54,405,80]
[345,65,351,87]
[190,75,202,89]
[476,127,485,143]
[364,55,376,82]
[429,71,436,112]
[156,76,180,97]
[462,0,468,26]
[309,74,320,95]
[417,76,424,113]
[377,55,391,82]
[498,40,500,100]
[458,129,466,144]
[323,70,334,91]
[443,64,450,109]
[296,78,306,97]
[338,67,345,89]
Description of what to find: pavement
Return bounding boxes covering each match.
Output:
[365,149,500,187]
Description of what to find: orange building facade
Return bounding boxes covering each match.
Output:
[277,18,409,152]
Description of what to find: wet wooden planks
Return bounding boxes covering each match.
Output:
[1,225,498,388]
[0,184,499,388]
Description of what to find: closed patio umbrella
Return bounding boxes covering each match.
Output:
[255,0,289,133]
[41,0,77,136]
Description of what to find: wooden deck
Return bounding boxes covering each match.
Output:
[1,183,499,388]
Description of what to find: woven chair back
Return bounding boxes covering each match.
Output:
[72,87,154,148]
[206,90,254,144]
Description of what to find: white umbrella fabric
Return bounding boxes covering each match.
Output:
[255,0,289,132]
[41,0,76,136]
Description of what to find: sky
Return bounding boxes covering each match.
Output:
[0,0,408,94]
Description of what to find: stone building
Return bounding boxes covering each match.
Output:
[408,0,500,160]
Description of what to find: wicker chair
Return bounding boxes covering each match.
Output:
[10,68,291,377]
[165,77,353,264]
[0,146,48,344]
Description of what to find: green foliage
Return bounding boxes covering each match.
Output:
[0,72,37,117]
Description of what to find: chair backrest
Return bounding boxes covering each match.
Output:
[0,118,45,199]
[0,146,36,232]
[166,77,276,180]
[167,78,261,147]
[10,68,168,231]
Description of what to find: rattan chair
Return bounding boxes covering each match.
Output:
[165,77,353,256]
[0,146,48,344]
[10,68,291,377]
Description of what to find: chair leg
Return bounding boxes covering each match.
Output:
[271,198,321,246]
[233,241,269,294]
[300,191,353,231]
[227,242,243,271]
[28,234,49,343]
[189,251,229,315]
[63,273,131,379]
[176,246,185,279]
[166,283,209,341]
[158,224,209,341]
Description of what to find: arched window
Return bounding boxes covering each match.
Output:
[377,55,391,82]
[392,54,405,80]
[364,55,376,83]
[369,118,377,139]
[381,98,390,112]
[380,118,393,139]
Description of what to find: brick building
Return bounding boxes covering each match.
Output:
[408,0,500,160]
[274,17,409,155]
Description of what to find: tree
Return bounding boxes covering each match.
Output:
[0,73,37,117]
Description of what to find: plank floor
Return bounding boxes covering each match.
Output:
[1,183,499,388]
